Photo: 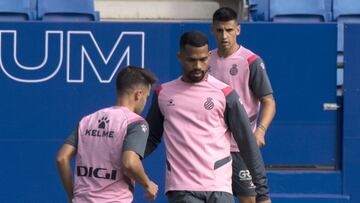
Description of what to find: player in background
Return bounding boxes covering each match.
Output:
[145,31,269,203]
[209,7,276,203]
[56,66,158,203]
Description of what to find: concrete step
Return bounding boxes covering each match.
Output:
[95,0,220,21]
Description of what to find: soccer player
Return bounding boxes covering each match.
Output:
[145,31,268,203]
[209,7,276,203]
[56,66,158,203]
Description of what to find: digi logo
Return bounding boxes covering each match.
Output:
[77,166,117,180]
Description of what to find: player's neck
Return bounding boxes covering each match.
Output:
[116,97,136,112]
[218,44,240,58]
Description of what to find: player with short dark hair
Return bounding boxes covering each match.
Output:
[210,7,276,203]
[145,31,268,203]
[56,66,158,203]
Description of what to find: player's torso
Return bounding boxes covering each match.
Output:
[209,47,260,118]
[157,77,233,192]
[209,52,250,93]
[158,77,229,148]
[74,107,138,202]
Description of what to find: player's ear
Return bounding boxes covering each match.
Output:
[134,89,143,101]
[236,24,241,36]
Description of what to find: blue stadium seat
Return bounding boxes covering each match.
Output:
[248,0,270,21]
[37,0,99,21]
[269,0,332,22]
[0,0,36,21]
[333,0,360,53]
[333,0,360,21]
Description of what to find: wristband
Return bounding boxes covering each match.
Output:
[258,123,267,132]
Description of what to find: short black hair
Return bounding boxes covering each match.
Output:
[212,7,238,23]
[116,65,157,95]
[180,31,208,50]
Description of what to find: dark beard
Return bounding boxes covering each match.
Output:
[187,70,206,83]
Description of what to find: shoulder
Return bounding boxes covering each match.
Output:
[121,107,145,124]
[239,46,262,65]
[207,75,234,97]
[79,107,110,123]
[155,78,179,95]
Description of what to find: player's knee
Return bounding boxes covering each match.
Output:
[257,199,272,203]
[237,195,256,203]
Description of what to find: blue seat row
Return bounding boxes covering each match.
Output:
[248,0,359,86]
[0,0,99,21]
[248,0,360,63]
[249,0,360,23]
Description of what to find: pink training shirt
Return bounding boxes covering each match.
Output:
[66,106,149,203]
[145,75,266,195]
[209,46,273,151]
[158,75,232,193]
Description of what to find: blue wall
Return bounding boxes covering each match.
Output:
[0,22,358,202]
[342,23,360,203]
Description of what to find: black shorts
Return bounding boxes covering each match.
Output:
[232,151,271,201]
[231,152,257,197]
[167,191,234,203]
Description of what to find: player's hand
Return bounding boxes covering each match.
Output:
[144,181,158,200]
[254,127,266,148]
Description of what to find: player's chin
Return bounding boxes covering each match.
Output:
[189,74,205,83]
[220,42,230,48]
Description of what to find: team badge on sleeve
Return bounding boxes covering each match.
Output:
[238,98,244,105]
[141,124,148,132]
[260,62,265,69]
